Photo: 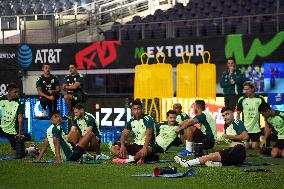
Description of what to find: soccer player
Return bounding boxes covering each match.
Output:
[111,99,156,164]
[237,81,265,149]
[62,63,85,114]
[155,110,180,153]
[36,63,60,116]
[67,103,109,160]
[220,57,244,111]
[173,103,189,124]
[258,102,284,158]
[0,83,38,157]
[35,110,94,164]
[175,106,248,167]
[176,100,216,157]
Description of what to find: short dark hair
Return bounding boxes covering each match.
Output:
[243,81,255,91]
[69,63,78,68]
[132,99,142,107]
[166,110,177,117]
[221,106,232,113]
[195,100,205,111]
[258,102,271,112]
[73,103,85,110]
[227,57,235,62]
[42,63,50,68]
[7,83,19,91]
[50,109,60,117]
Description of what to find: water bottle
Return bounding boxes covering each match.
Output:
[205,161,222,167]
[154,167,177,177]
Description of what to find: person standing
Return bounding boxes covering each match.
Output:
[220,57,244,111]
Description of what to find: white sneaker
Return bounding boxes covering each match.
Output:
[205,161,222,167]
[174,156,190,167]
[96,153,110,160]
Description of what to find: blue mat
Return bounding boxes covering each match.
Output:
[131,169,196,178]
[236,162,275,167]
[145,160,175,164]
[0,156,31,160]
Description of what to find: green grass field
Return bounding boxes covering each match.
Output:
[0,142,283,189]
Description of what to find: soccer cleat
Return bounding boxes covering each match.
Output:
[96,153,110,161]
[174,156,190,167]
[178,150,192,157]
[112,158,127,164]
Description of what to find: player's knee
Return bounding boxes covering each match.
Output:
[281,150,284,158]
[64,95,71,100]
[271,148,280,158]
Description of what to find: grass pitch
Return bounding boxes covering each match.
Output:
[0,142,283,189]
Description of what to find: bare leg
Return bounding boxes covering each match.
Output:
[134,147,152,162]
[77,132,94,149]
[251,142,259,149]
[64,94,72,114]
[67,129,81,146]
[198,152,222,164]
[89,135,101,155]
[271,147,281,158]
[281,149,284,158]
[182,126,195,141]
[111,145,129,159]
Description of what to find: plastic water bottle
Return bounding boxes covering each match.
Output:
[205,161,222,167]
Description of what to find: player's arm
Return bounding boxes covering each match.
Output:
[262,122,272,147]
[119,129,129,158]
[177,118,198,131]
[63,82,81,90]
[224,131,249,141]
[53,137,62,164]
[236,111,241,120]
[50,77,61,95]
[37,87,54,100]
[220,72,231,88]
[35,138,49,162]
[233,70,244,84]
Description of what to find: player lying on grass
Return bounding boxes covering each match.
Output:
[35,110,95,164]
[111,99,156,164]
[175,106,249,167]
[0,83,38,158]
[176,100,217,157]
[258,102,284,158]
[67,103,109,160]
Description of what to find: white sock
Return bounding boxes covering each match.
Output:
[186,141,193,152]
[125,155,135,163]
[186,158,200,166]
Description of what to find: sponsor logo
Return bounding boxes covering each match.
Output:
[134,44,204,59]
[225,32,284,65]
[18,44,32,69]
[0,83,8,96]
[75,41,121,69]
[0,53,15,59]
[35,49,62,64]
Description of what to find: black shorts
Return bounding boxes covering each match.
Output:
[193,128,214,150]
[273,139,284,150]
[68,145,85,161]
[0,127,16,150]
[248,132,261,142]
[219,144,246,166]
[125,144,144,156]
[151,144,165,154]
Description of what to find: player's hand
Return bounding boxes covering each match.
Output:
[119,145,127,159]
[261,140,267,147]
[48,96,55,101]
[15,134,25,139]
[61,85,66,90]
[47,89,53,94]
[138,147,148,157]
[223,134,229,139]
[230,79,235,84]
[56,159,62,164]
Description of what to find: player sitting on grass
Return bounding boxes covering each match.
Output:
[0,83,38,158]
[154,110,180,153]
[176,100,216,157]
[175,106,248,167]
[111,99,156,164]
[67,103,109,160]
[35,110,95,164]
[258,102,284,158]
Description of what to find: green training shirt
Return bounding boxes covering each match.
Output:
[72,112,100,136]
[176,112,189,124]
[194,112,215,141]
[266,110,284,139]
[225,119,247,143]
[238,95,265,133]
[0,96,24,134]
[36,74,59,96]
[156,121,179,151]
[64,73,85,101]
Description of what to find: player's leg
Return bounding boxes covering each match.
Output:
[250,132,260,149]
[64,94,72,114]
[111,145,121,157]
[39,97,49,116]
[67,128,81,147]
[178,126,196,156]
[134,145,153,162]
[175,152,221,167]
[271,140,283,158]
[281,149,284,158]
[89,135,101,155]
